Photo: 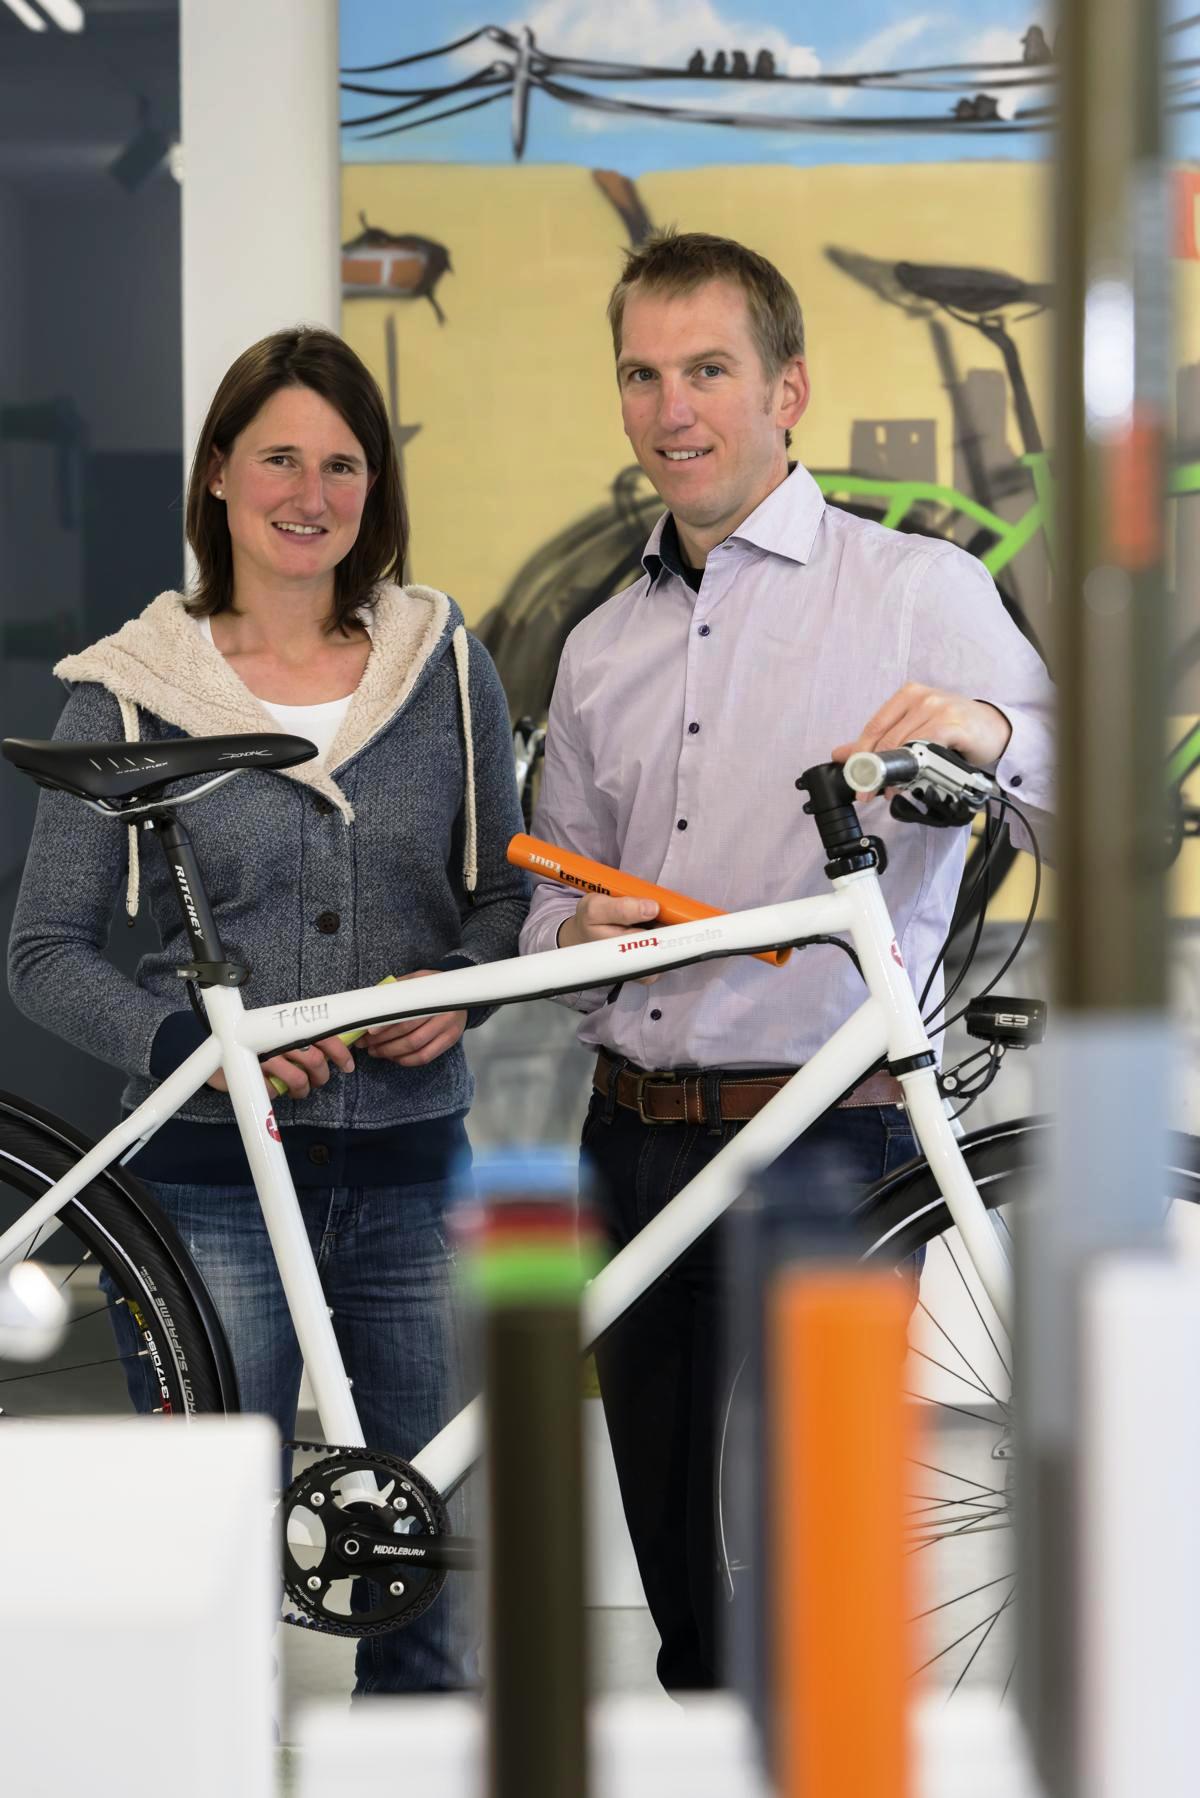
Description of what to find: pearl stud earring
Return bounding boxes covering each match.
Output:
[214,487,224,499]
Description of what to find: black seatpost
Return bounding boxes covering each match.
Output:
[150,811,246,987]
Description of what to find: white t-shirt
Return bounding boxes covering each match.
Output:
[197,615,353,763]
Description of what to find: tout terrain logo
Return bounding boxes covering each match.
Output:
[619,925,724,956]
[266,1111,281,1142]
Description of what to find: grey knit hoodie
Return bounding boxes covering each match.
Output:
[8,584,529,1136]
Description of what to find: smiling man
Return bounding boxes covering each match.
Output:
[519,230,1054,1692]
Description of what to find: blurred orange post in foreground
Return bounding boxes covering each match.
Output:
[770,1268,918,1798]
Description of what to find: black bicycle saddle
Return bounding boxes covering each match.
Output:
[3,733,317,806]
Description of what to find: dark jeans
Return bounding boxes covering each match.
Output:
[583,1093,917,1693]
[106,1178,471,1695]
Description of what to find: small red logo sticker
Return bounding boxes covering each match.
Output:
[266,1111,281,1142]
[890,940,905,968]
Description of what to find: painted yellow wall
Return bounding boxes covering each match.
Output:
[343,158,1199,616]
[341,158,1200,916]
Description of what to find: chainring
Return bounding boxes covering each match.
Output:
[281,1441,450,1639]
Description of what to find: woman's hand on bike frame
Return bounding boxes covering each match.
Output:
[208,1036,357,1099]
[362,970,468,1068]
[556,894,662,983]
[833,683,1012,792]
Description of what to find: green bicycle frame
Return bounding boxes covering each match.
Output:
[812,455,1200,794]
[813,453,1200,586]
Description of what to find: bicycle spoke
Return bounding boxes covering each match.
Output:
[904,1391,998,1428]
[909,1514,1009,1545]
[908,1514,1003,1535]
[948,1590,1015,1697]
[909,1345,996,1402]
[916,1297,1004,1403]
[912,1457,998,1495]
[906,1489,1005,1514]
[908,1507,1008,1537]
[910,1572,1015,1623]
[911,1580,1016,1678]
[908,1506,1009,1552]
[1001,1658,1017,1704]
[0,1349,145,1386]
[62,1302,117,1330]
[57,1251,93,1290]
[943,1235,1012,1384]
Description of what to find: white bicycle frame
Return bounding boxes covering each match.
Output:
[0,860,1012,1499]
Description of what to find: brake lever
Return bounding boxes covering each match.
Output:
[890,788,979,830]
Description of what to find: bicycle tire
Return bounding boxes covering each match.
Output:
[0,1089,238,1418]
[857,1115,1200,1258]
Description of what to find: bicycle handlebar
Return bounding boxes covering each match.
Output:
[842,740,997,813]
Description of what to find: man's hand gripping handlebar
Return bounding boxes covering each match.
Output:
[842,741,998,829]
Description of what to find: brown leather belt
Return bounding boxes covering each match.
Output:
[594,1049,904,1126]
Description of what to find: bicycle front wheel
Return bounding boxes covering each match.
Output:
[0,1091,237,1419]
[718,1116,1200,1696]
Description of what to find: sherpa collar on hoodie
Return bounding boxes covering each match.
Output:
[54,583,479,916]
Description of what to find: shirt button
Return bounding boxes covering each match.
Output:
[688,722,700,735]
[313,795,335,816]
[676,818,688,831]
[307,1143,331,1167]
[316,910,341,934]
[1010,774,1023,788]
[649,1008,662,1021]
[698,624,711,638]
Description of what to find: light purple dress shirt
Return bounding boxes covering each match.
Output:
[519,464,1054,1072]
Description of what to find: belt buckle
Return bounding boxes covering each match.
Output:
[636,1074,683,1125]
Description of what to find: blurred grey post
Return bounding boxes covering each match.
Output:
[1018,0,1171,1791]
[475,1149,590,1798]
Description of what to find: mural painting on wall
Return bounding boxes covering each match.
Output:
[338,2,1200,736]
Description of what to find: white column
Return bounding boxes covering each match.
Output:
[1,1419,277,1798]
[179,0,340,470]
[1081,1256,1200,1798]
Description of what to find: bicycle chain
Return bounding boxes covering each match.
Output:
[280,1440,450,1639]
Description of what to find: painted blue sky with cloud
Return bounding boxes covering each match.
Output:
[340,0,1200,169]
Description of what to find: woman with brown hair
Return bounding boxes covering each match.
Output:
[9,325,529,1693]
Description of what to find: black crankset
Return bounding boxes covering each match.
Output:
[280,1441,475,1638]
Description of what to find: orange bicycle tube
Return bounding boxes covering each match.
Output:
[507,834,791,968]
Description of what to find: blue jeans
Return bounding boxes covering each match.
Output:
[108,1178,472,1695]
[583,1096,918,1693]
